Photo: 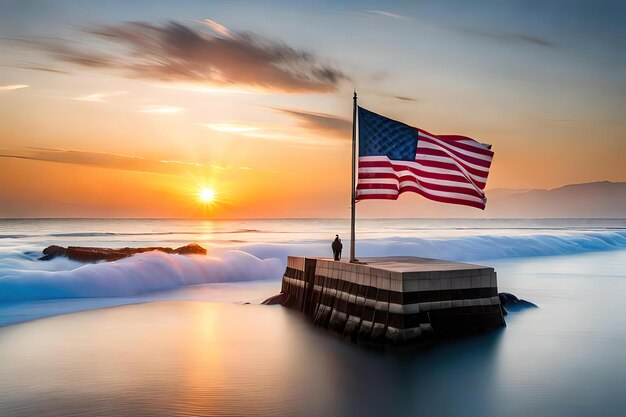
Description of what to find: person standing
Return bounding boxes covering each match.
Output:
[331,235,343,261]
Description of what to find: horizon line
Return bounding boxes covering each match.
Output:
[1,217,625,221]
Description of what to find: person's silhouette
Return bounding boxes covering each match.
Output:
[331,235,343,261]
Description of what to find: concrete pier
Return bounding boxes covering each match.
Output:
[277,256,505,345]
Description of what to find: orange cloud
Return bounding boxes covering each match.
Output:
[137,105,185,114]
[73,91,127,103]
[0,147,249,175]
[0,84,29,91]
[202,18,233,39]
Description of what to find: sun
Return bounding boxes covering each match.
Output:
[198,187,216,203]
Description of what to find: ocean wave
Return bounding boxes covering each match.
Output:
[366,230,626,261]
[0,235,29,239]
[240,230,626,262]
[0,250,283,302]
[0,229,266,239]
[1,231,625,304]
[48,229,265,237]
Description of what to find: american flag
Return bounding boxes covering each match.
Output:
[356,107,493,209]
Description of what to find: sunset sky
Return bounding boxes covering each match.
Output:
[1,0,624,218]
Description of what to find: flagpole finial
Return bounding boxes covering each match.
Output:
[353,90,357,99]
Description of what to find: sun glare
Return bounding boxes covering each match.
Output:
[198,187,216,203]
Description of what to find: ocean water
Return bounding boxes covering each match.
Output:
[1,218,626,416]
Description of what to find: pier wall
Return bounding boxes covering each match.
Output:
[280,256,505,345]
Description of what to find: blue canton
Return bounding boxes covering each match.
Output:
[358,107,418,161]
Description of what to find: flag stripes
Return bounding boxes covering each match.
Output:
[356,110,494,209]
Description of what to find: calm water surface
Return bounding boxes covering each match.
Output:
[1,219,625,416]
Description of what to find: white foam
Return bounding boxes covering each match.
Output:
[0,250,283,302]
[1,231,625,304]
[240,230,626,262]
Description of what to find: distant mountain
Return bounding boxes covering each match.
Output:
[487,181,626,218]
[357,181,626,218]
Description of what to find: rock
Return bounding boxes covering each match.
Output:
[498,292,521,306]
[43,245,67,256]
[39,245,68,260]
[173,243,207,255]
[261,292,290,305]
[39,244,205,263]
[66,246,174,262]
[498,292,538,314]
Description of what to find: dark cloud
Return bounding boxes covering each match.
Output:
[275,108,351,138]
[509,34,554,47]
[0,147,197,175]
[394,95,417,101]
[457,27,555,48]
[7,36,118,67]
[7,65,71,74]
[15,20,348,93]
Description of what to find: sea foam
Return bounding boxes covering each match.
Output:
[1,231,625,303]
[242,230,626,262]
[0,250,283,302]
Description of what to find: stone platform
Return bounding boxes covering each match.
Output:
[276,256,505,345]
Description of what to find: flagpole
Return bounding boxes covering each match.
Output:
[350,91,357,263]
